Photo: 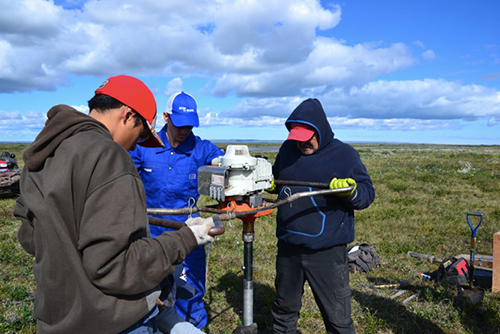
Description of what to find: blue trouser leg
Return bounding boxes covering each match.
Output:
[156,306,184,333]
[272,242,355,334]
[119,307,159,334]
[174,244,208,329]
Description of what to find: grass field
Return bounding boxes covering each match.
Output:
[1,142,500,333]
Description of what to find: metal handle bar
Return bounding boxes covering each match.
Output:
[147,186,355,219]
[274,179,330,189]
[148,215,225,236]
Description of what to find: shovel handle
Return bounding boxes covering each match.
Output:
[466,212,483,287]
[466,212,483,238]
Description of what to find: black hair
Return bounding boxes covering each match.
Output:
[88,94,143,127]
[136,113,148,129]
[88,94,124,114]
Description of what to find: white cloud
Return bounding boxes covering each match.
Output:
[0,0,389,95]
[0,110,46,141]
[164,78,184,97]
[328,117,459,131]
[422,50,436,60]
[0,110,23,120]
[0,0,62,36]
[211,40,415,97]
[212,79,500,127]
[0,0,498,138]
[72,105,89,113]
[488,116,500,126]
[200,114,287,127]
[337,79,500,119]
[413,40,426,49]
[198,110,462,132]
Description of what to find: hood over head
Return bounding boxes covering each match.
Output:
[285,98,334,152]
[23,105,110,171]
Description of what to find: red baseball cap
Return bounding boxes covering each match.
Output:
[95,75,165,148]
[286,123,315,142]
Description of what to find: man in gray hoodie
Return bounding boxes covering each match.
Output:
[14,75,214,334]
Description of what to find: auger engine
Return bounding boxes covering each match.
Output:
[198,145,273,204]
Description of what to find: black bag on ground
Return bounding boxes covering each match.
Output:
[347,243,380,273]
[436,256,470,285]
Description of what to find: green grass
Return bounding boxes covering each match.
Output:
[2,143,500,333]
[0,143,35,333]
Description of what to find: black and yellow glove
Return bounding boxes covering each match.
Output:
[329,178,357,197]
[265,177,276,193]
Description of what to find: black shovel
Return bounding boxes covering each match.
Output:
[456,212,485,306]
[466,211,483,287]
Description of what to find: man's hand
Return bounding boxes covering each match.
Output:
[265,177,276,193]
[186,217,215,245]
[157,298,165,312]
[329,178,357,197]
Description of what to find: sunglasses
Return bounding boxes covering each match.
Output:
[135,113,151,143]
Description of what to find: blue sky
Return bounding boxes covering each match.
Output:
[1,0,499,145]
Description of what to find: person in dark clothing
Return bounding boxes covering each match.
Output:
[269,98,375,334]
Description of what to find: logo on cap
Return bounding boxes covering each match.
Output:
[179,106,195,113]
[97,79,109,90]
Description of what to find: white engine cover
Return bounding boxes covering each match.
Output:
[198,145,273,201]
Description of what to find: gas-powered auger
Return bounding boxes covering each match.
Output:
[147,145,353,334]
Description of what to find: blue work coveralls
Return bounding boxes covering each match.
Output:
[130,125,224,329]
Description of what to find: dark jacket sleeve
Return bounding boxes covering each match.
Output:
[14,194,36,256]
[78,173,197,296]
[268,152,281,194]
[339,149,375,210]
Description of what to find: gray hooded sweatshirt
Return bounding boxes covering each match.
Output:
[14,105,197,334]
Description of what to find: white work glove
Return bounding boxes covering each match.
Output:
[185,217,215,245]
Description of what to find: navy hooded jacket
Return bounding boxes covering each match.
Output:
[273,98,375,250]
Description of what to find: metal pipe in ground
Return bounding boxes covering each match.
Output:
[242,231,254,327]
[232,221,258,334]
